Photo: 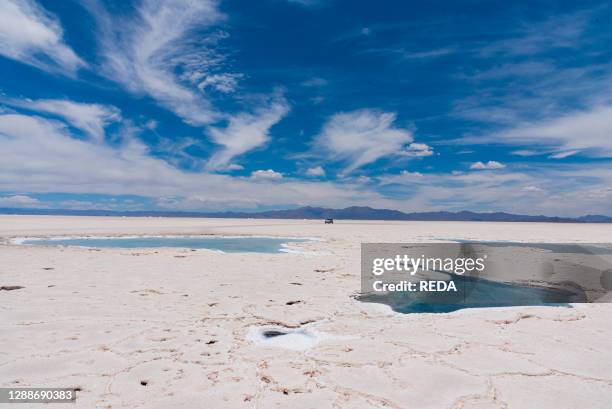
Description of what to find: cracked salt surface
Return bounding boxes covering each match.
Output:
[247,326,333,350]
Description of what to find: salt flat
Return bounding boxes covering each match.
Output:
[1,216,611,408]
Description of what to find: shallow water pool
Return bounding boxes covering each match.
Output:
[21,236,308,253]
[357,274,579,314]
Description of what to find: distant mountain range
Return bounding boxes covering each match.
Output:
[1,206,611,223]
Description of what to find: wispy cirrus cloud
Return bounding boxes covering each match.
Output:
[455,10,605,112]
[1,97,120,142]
[0,0,86,76]
[364,47,456,60]
[549,150,581,160]
[206,94,290,170]
[498,106,612,158]
[451,8,612,161]
[454,61,612,126]
[480,12,589,57]
[312,109,431,173]
[86,0,226,126]
[85,0,290,167]
[462,106,612,159]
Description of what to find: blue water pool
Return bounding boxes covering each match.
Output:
[358,274,579,314]
[22,236,308,253]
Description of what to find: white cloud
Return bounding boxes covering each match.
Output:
[548,150,580,159]
[305,166,325,177]
[511,149,538,156]
[2,111,611,217]
[400,170,424,178]
[0,194,40,207]
[338,175,374,184]
[0,113,176,191]
[521,185,544,193]
[87,0,225,125]
[206,95,290,169]
[0,112,397,210]
[401,142,433,157]
[313,109,419,173]
[0,0,86,76]
[1,97,120,142]
[376,165,612,216]
[460,105,612,159]
[250,169,283,180]
[499,106,612,158]
[86,0,291,166]
[470,161,506,170]
[194,73,243,94]
[145,119,158,130]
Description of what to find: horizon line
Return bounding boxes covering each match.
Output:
[1,206,610,223]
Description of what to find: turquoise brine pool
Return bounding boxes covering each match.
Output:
[357,274,579,314]
[22,236,308,253]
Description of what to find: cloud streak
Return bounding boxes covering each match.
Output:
[0,0,86,76]
[1,97,120,142]
[206,94,290,169]
[499,106,612,158]
[461,106,612,158]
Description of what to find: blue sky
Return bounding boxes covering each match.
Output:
[1,0,612,215]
